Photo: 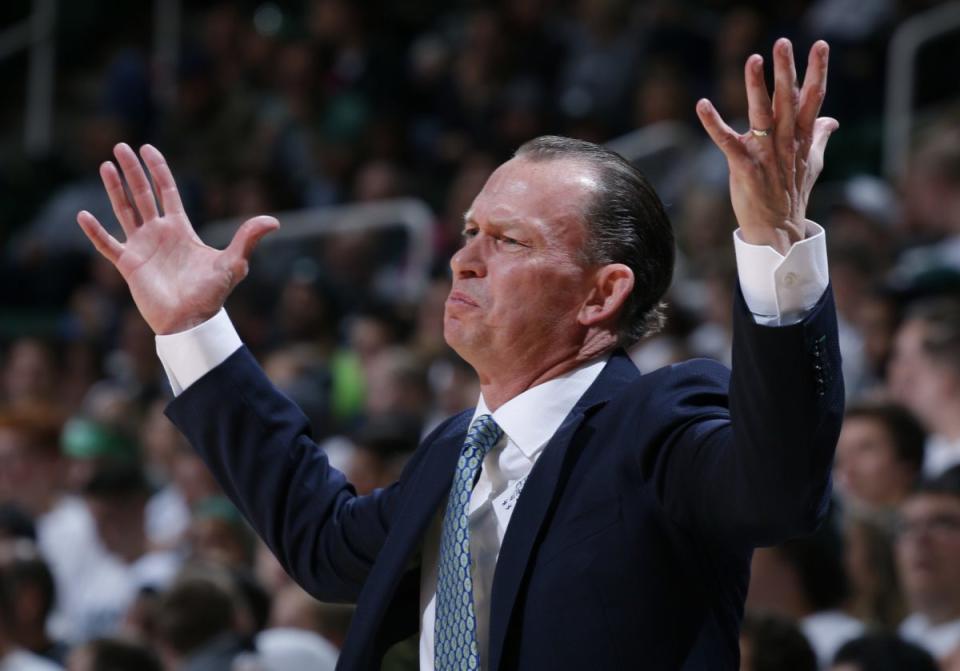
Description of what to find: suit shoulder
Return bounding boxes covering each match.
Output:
[638,357,730,395]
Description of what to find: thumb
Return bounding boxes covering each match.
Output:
[808,117,838,176]
[222,215,279,281]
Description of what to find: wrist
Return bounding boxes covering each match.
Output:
[738,223,803,255]
[155,312,220,336]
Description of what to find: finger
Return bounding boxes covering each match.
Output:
[77,210,123,265]
[140,144,185,216]
[744,54,773,134]
[806,116,839,178]
[99,161,140,238]
[696,99,749,167]
[797,41,829,136]
[113,142,159,222]
[221,215,280,280]
[772,38,798,162]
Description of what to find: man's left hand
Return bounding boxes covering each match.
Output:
[697,38,837,255]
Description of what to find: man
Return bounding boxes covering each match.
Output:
[895,466,960,661]
[76,39,842,670]
[831,633,938,671]
[834,401,926,511]
[0,556,61,671]
[888,298,960,476]
[74,463,180,640]
[0,548,67,665]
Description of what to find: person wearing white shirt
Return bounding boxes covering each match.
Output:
[888,299,960,477]
[896,468,960,662]
[75,38,842,671]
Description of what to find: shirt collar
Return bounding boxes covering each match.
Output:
[474,355,609,459]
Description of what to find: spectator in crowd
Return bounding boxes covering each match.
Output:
[0,546,66,665]
[141,399,193,550]
[74,463,179,641]
[269,583,353,651]
[154,573,246,671]
[739,613,817,671]
[187,496,255,569]
[830,632,937,671]
[0,555,61,671]
[842,511,906,628]
[746,525,865,668]
[900,117,960,259]
[0,407,67,522]
[162,444,222,546]
[834,401,926,511]
[345,414,420,496]
[889,298,960,476]
[253,581,352,671]
[254,627,338,671]
[0,406,104,643]
[66,637,162,671]
[1,340,60,412]
[896,465,960,661]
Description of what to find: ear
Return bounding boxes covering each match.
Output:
[578,263,634,328]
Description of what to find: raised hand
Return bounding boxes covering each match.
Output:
[696,38,837,255]
[77,143,278,334]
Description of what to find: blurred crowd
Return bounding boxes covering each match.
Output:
[1,0,960,670]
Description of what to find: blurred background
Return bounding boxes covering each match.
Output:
[1,0,960,670]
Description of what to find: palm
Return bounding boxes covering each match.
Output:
[119,217,228,334]
[77,143,277,334]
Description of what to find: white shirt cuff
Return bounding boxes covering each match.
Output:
[733,221,829,326]
[155,309,242,396]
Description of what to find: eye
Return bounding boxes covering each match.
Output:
[461,228,479,241]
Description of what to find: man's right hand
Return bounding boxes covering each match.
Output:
[77,143,278,335]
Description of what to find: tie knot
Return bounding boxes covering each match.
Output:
[467,413,503,456]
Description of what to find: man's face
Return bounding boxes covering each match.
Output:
[0,428,59,515]
[888,319,953,428]
[834,416,915,508]
[443,157,600,375]
[895,493,960,611]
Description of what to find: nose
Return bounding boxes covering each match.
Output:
[450,235,486,278]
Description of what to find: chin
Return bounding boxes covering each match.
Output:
[443,320,483,363]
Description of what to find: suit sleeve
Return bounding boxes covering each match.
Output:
[164,346,431,602]
[643,285,844,547]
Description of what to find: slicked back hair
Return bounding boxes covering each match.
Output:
[514,135,675,347]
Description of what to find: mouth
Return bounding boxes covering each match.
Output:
[446,290,479,308]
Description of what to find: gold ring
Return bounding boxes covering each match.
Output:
[750,127,772,137]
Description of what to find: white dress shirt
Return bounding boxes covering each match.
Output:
[922,433,960,478]
[900,613,960,660]
[155,223,829,670]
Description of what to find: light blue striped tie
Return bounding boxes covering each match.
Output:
[434,414,503,670]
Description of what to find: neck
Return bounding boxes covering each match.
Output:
[118,537,146,564]
[934,399,960,441]
[115,521,148,564]
[476,331,616,411]
[15,628,49,655]
[916,596,960,626]
[0,634,12,658]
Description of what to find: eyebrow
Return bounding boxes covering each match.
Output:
[461,210,531,231]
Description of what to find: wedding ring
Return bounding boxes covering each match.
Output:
[750,127,773,137]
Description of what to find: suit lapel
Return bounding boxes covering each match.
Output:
[486,351,639,671]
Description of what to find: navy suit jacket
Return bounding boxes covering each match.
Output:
[166,288,843,670]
